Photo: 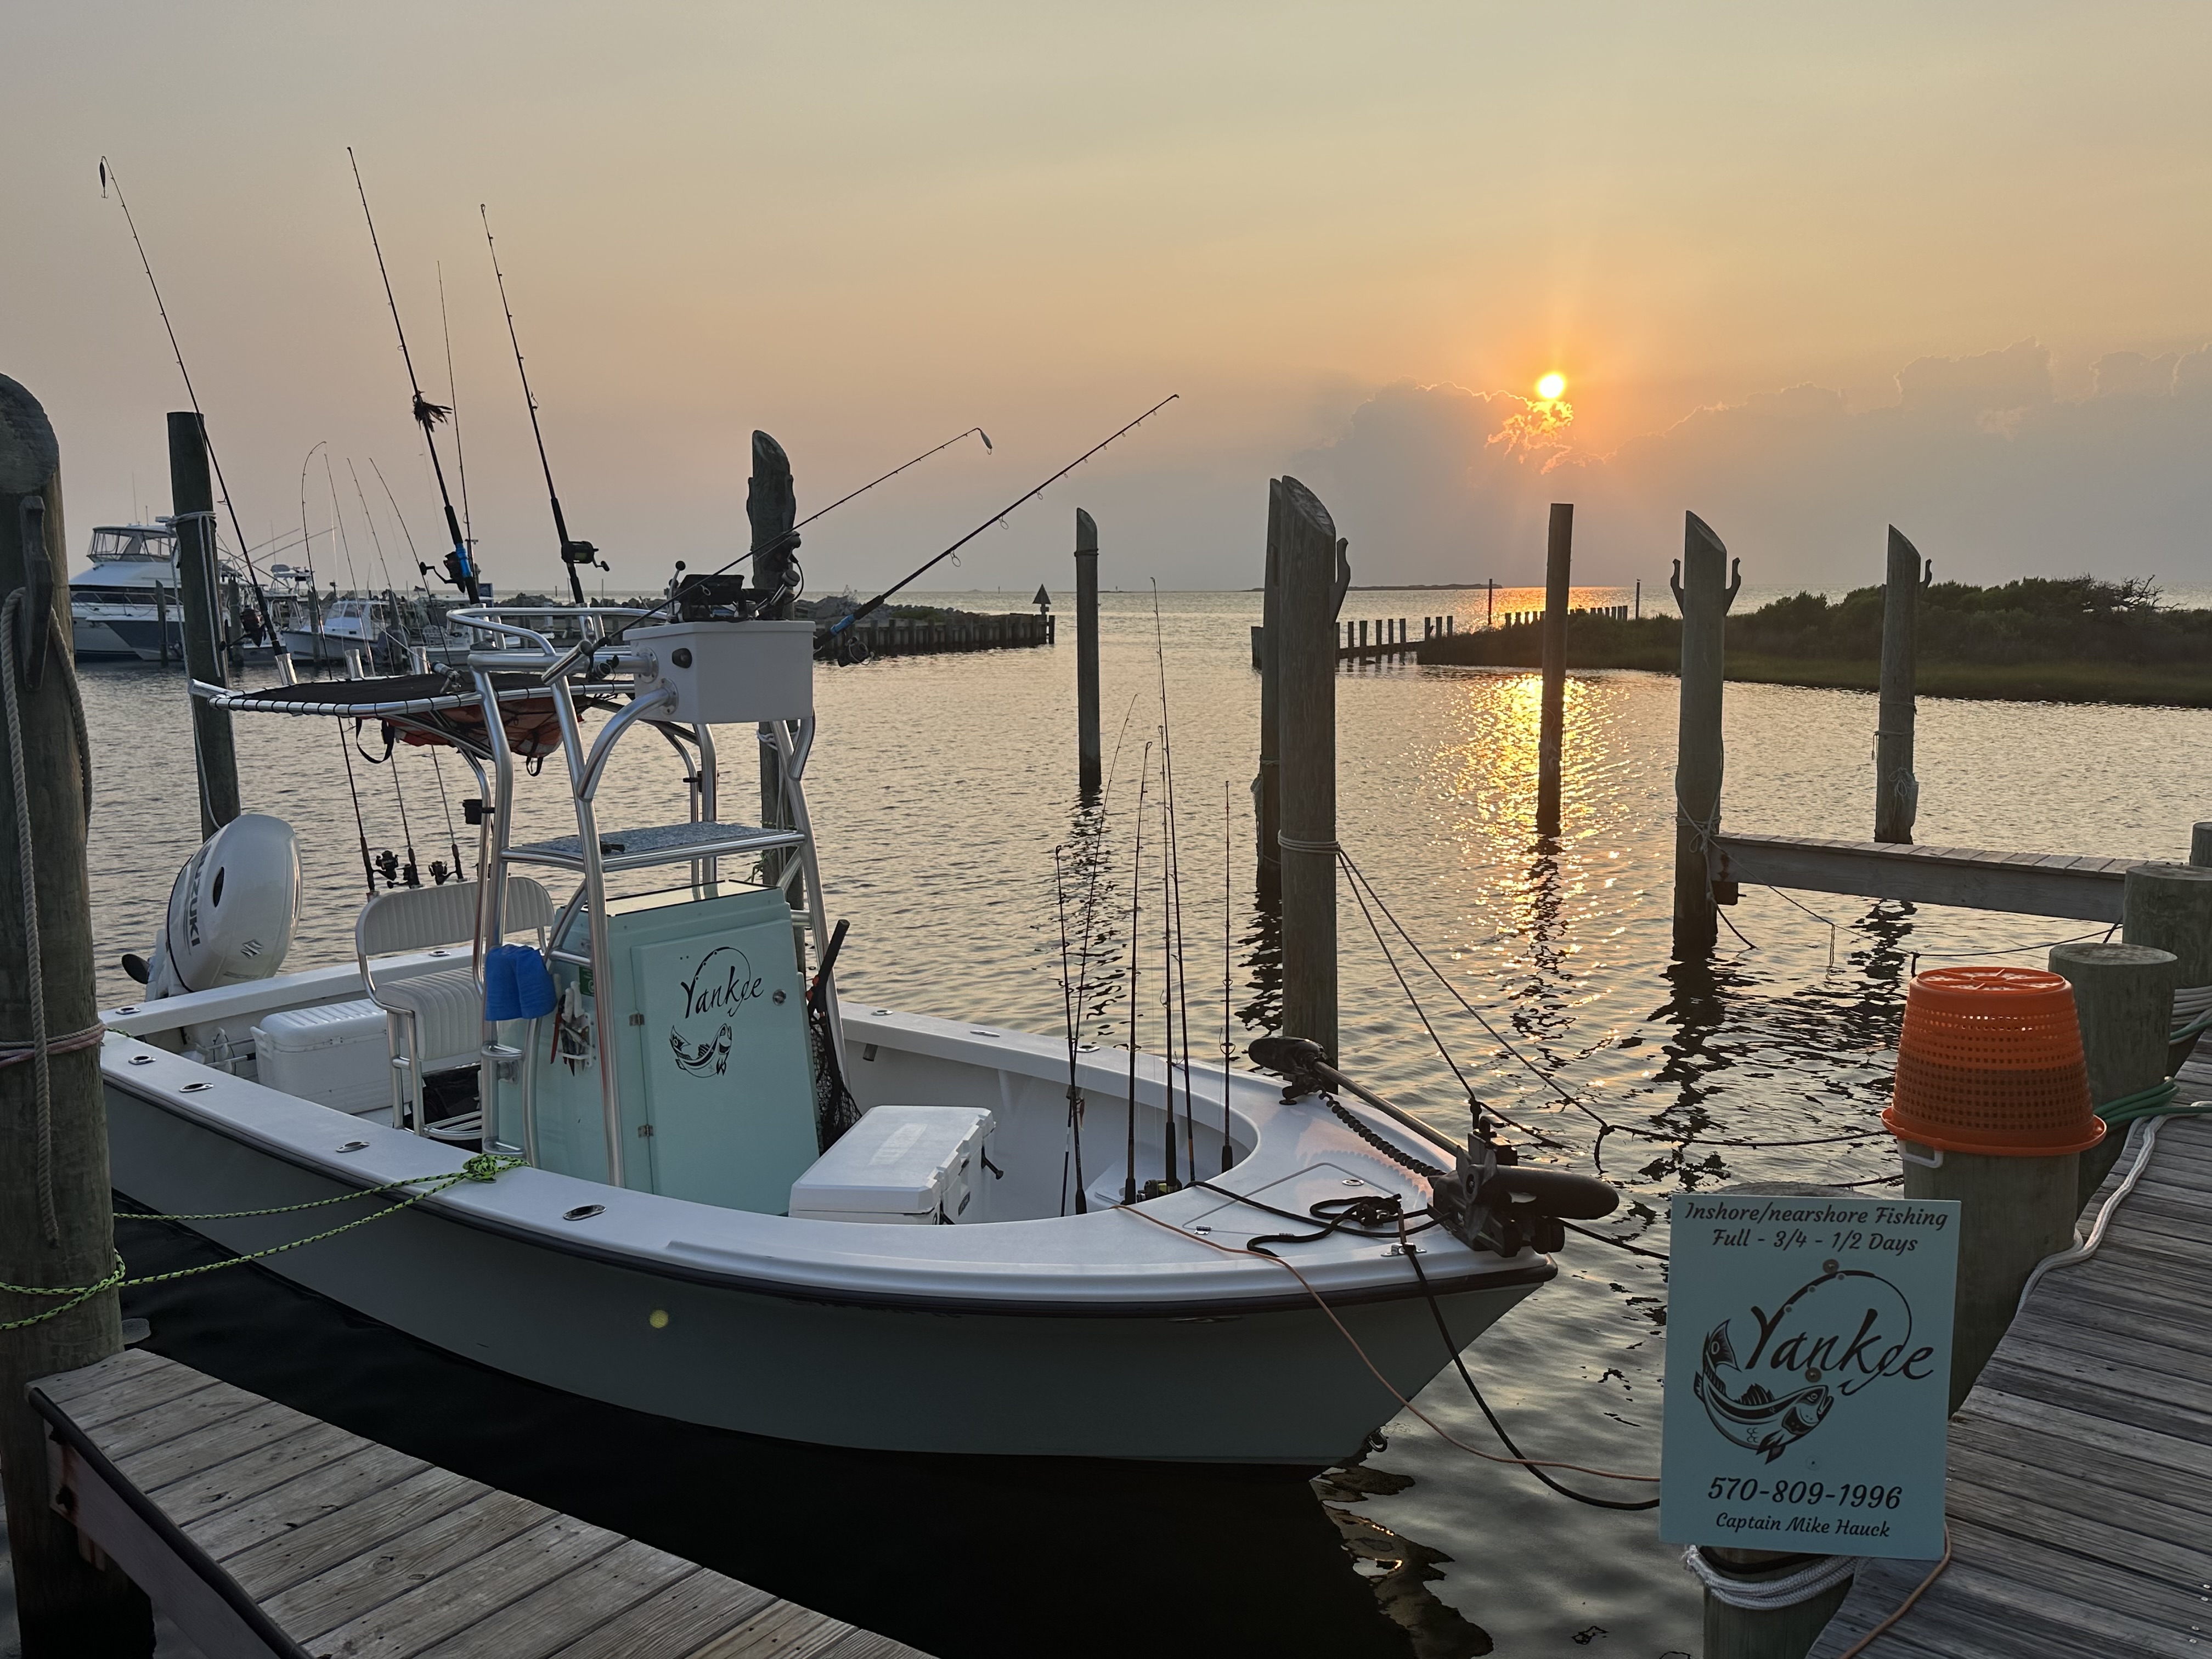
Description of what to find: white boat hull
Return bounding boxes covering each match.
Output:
[100,977,1551,1465]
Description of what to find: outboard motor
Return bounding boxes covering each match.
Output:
[1248,1035,1619,1256]
[122,813,302,998]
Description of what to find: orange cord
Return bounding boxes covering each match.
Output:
[1832,1527,1953,1657]
[1120,1203,1657,1485]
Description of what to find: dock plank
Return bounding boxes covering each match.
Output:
[184,1441,435,1562]
[1810,1116,2212,1655]
[296,1511,623,1658]
[29,1352,932,1659]
[223,1466,499,1602]
[266,1488,562,1642]
[413,1536,697,1659]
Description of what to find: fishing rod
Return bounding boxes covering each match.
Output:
[1223,780,1234,1173]
[299,442,333,667]
[827,394,1178,642]
[482,204,605,606]
[437,263,473,556]
[1153,579,1197,1185]
[795,427,990,538]
[99,157,290,671]
[1123,747,1150,1207]
[348,148,479,601]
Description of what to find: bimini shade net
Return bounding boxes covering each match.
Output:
[1883,966,2104,1156]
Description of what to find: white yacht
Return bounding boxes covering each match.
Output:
[71,523,184,661]
[100,600,1613,1464]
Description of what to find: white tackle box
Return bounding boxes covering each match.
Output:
[252,999,393,1120]
[788,1104,996,1224]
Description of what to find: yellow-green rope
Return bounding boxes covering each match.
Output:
[0,1152,522,1332]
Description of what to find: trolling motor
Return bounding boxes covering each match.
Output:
[1246,1036,1618,1257]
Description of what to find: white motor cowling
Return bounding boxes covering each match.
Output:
[126,814,303,999]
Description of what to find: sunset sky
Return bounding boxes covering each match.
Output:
[8,3,2212,594]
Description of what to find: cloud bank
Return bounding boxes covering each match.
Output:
[1290,341,2212,588]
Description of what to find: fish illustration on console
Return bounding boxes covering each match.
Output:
[672,1023,733,1076]
[1694,1321,1833,1462]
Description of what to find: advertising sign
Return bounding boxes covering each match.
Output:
[1661,1190,1958,1560]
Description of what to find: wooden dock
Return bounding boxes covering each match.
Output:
[31,1347,929,1659]
[1716,833,2132,922]
[1809,1099,2212,1656]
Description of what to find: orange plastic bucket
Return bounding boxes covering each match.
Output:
[1882,966,2104,1156]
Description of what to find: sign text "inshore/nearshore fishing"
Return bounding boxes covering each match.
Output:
[1660,1192,1959,1560]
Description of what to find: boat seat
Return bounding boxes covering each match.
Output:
[357,876,554,1135]
[367,969,485,1073]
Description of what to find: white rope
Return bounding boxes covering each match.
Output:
[2016,1112,2189,1312]
[1276,832,1340,854]
[1681,1544,1859,1610]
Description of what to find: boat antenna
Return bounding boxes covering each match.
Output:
[1160,782,1178,1189]
[1124,746,1150,1206]
[1223,778,1234,1172]
[99,157,290,672]
[347,148,481,601]
[482,204,603,605]
[827,395,1178,644]
[323,453,362,595]
[1060,694,1143,1216]
[437,262,472,556]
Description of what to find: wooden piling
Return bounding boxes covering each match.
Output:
[1277,476,1339,1059]
[1537,503,1571,839]
[749,431,799,897]
[2192,821,2212,867]
[2121,860,2212,1074]
[1256,481,1283,880]
[1874,526,1927,844]
[1671,513,1739,955]
[1074,508,1101,797]
[167,413,239,839]
[2050,940,2176,1205]
[153,580,170,664]
[1,373,153,1655]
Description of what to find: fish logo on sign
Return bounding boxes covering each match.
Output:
[666,944,765,1082]
[1693,1267,1934,1463]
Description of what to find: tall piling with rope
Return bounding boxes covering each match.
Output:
[169,411,239,840]
[1256,481,1283,885]
[1536,503,1571,839]
[1,373,153,1655]
[1886,966,2098,1413]
[1671,512,1738,956]
[1874,527,1928,844]
[1075,508,1102,798]
[2049,940,2176,1206]
[1276,477,1340,1059]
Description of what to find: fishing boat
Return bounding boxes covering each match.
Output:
[71,523,185,661]
[99,596,1610,1464]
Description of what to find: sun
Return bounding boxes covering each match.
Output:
[1536,372,1567,401]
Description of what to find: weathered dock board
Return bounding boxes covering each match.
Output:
[1716,833,2131,922]
[1808,1108,2212,1656]
[31,1348,929,1659]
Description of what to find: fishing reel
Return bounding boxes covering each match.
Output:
[1248,1035,1619,1258]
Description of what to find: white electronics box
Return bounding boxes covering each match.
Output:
[630,618,815,726]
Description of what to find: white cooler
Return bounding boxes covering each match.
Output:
[252,999,394,1120]
[788,1104,996,1224]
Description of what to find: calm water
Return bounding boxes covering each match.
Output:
[82,586,2203,1658]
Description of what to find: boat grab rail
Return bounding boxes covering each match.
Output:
[580,686,678,802]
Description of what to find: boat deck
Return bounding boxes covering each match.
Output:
[32,1347,929,1659]
[1809,1088,2212,1655]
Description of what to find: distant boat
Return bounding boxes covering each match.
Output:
[70,523,186,662]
